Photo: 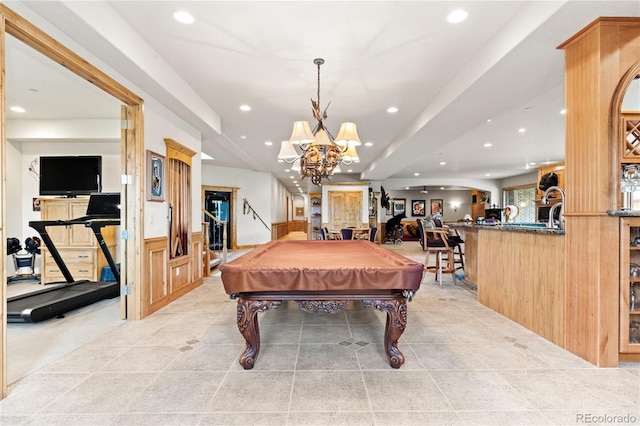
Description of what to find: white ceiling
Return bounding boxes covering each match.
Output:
[7,1,640,195]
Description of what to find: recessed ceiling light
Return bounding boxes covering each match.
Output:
[240,135,247,140]
[239,104,251,112]
[173,10,195,24]
[447,9,469,24]
[289,176,294,179]
[347,169,353,173]
[293,180,298,184]
[285,168,291,172]
[278,159,284,163]
[439,161,446,166]
[405,187,410,190]
[440,187,445,190]
[518,128,526,133]
[201,152,214,160]
[414,172,420,176]
[387,106,398,113]
[10,106,25,113]
[529,162,536,166]
[264,141,273,146]
[483,143,492,148]
[560,109,566,114]
[485,173,491,176]
[487,118,492,123]
[364,142,373,147]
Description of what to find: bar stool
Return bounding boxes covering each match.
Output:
[423,228,456,286]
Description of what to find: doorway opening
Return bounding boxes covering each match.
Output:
[204,190,232,250]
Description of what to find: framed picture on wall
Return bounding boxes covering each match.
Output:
[411,200,425,217]
[146,150,165,202]
[295,206,304,216]
[393,198,406,216]
[430,199,443,215]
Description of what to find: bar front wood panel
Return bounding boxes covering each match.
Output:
[477,229,565,346]
[462,227,478,285]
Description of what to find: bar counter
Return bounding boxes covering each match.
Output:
[451,223,565,346]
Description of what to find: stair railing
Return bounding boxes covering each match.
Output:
[243,197,271,231]
[202,209,228,265]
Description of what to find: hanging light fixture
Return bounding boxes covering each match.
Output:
[278,58,361,185]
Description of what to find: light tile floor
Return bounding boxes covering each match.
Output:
[2,242,640,425]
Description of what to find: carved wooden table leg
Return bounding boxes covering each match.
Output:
[362,298,407,368]
[236,298,281,369]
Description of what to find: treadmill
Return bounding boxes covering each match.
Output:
[7,193,121,323]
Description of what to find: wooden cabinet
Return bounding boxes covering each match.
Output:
[309,193,322,240]
[620,217,640,354]
[328,191,362,230]
[39,198,116,284]
[535,162,565,201]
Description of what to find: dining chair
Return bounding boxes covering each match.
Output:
[340,228,354,240]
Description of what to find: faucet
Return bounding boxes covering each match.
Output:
[548,202,563,229]
[542,186,565,229]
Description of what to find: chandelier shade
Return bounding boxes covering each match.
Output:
[278,58,362,186]
[289,121,315,145]
[335,122,362,147]
[277,140,298,161]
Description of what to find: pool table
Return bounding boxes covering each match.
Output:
[220,240,424,369]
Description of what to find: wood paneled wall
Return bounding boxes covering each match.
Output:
[559,18,640,366]
[142,232,204,317]
[477,230,565,346]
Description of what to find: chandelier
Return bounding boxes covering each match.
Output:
[278,58,361,185]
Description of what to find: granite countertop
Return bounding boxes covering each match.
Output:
[449,222,565,235]
[607,210,640,217]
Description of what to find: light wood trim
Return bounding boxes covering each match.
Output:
[272,221,289,240]
[164,137,196,166]
[143,237,168,316]
[462,227,478,285]
[201,185,238,249]
[0,13,6,398]
[0,4,142,105]
[619,218,640,354]
[477,229,565,346]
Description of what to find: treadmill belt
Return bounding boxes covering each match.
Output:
[7,280,119,323]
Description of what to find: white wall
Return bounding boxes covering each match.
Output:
[381,188,472,223]
[500,171,537,189]
[7,2,204,241]
[143,101,203,238]
[293,195,307,220]
[7,139,121,240]
[270,176,293,223]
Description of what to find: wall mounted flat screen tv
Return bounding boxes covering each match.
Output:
[39,155,102,197]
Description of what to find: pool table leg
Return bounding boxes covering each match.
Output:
[363,298,407,368]
[236,298,282,369]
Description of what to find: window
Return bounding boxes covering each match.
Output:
[503,185,536,223]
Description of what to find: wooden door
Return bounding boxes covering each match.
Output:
[328,191,362,229]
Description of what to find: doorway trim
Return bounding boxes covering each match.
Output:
[0,4,144,398]
[201,185,238,250]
